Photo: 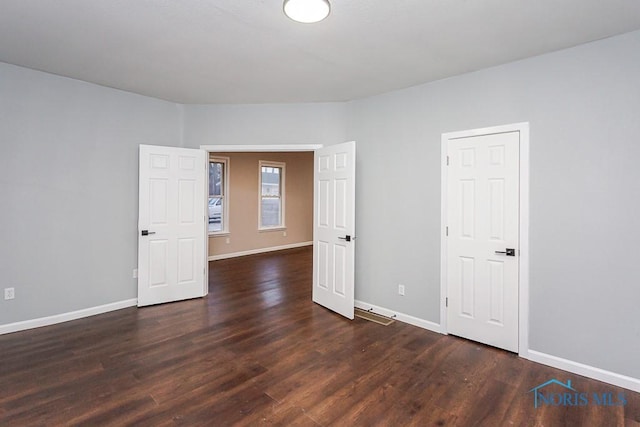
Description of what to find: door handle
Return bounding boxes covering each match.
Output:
[338,235,354,242]
[141,230,156,236]
[495,248,515,256]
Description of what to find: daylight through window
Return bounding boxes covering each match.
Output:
[259,161,285,229]
[209,158,228,233]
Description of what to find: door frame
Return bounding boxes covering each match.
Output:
[439,122,530,357]
[199,143,323,268]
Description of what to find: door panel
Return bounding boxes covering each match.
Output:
[138,145,207,307]
[149,240,169,287]
[447,132,520,352]
[488,260,505,324]
[460,256,475,318]
[313,141,356,319]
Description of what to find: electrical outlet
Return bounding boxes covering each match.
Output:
[283,231,287,237]
[398,284,405,296]
[4,287,15,300]
[225,237,230,244]
[132,269,138,279]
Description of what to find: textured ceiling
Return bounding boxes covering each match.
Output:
[1,0,640,104]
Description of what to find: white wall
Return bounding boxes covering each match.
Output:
[345,30,640,380]
[0,62,183,325]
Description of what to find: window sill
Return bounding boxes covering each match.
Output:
[209,231,230,237]
[258,227,287,233]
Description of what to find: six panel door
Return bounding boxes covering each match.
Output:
[313,141,356,319]
[446,132,520,352]
[138,145,207,307]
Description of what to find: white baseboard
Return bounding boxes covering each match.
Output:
[0,298,138,335]
[5,293,637,396]
[527,350,640,393]
[352,301,640,393]
[208,241,313,261]
[354,299,443,334]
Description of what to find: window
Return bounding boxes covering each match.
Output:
[259,161,285,229]
[209,157,229,233]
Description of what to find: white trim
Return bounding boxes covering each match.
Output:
[440,122,530,357]
[202,151,209,297]
[201,144,323,152]
[208,156,230,234]
[0,299,138,335]
[354,298,640,393]
[208,241,313,261]
[527,350,640,393]
[354,300,442,333]
[519,123,530,357]
[258,227,287,233]
[440,143,449,337]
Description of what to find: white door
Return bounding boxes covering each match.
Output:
[446,131,520,352]
[137,145,207,307]
[313,141,356,319]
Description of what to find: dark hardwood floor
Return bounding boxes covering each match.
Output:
[1,247,638,426]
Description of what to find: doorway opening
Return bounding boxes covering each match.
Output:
[201,142,357,320]
[200,145,322,261]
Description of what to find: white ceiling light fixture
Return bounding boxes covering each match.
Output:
[283,0,331,24]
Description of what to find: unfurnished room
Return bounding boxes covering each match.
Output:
[1,1,640,425]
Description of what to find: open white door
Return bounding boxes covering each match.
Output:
[137,144,207,307]
[312,141,356,319]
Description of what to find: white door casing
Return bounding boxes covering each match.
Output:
[444,129,522,352]
[313,141,356,319]
[138,145,207,307]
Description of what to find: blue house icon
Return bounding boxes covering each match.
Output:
[529,379,576,408]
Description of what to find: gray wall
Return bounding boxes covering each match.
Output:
[2,29,639,381]
[0,62,183,324]
[345,30,640,379]
[182,103,347,148]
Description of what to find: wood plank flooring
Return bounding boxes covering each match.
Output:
[1,247,638,426]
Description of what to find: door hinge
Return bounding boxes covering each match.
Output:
[446,155,449,166]
[446,297,448,307]
[445,226,449,236]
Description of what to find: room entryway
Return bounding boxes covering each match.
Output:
[201,142,357,320]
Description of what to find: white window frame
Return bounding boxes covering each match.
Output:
[258,160,286,231]
[209,156,230,235]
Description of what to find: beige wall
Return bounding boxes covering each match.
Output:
[209,151,313,257]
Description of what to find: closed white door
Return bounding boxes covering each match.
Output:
[313,141,356,319]
[138,145,207,307]
[446,131,520,352]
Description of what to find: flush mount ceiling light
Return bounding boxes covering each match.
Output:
[283,0,331,24]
